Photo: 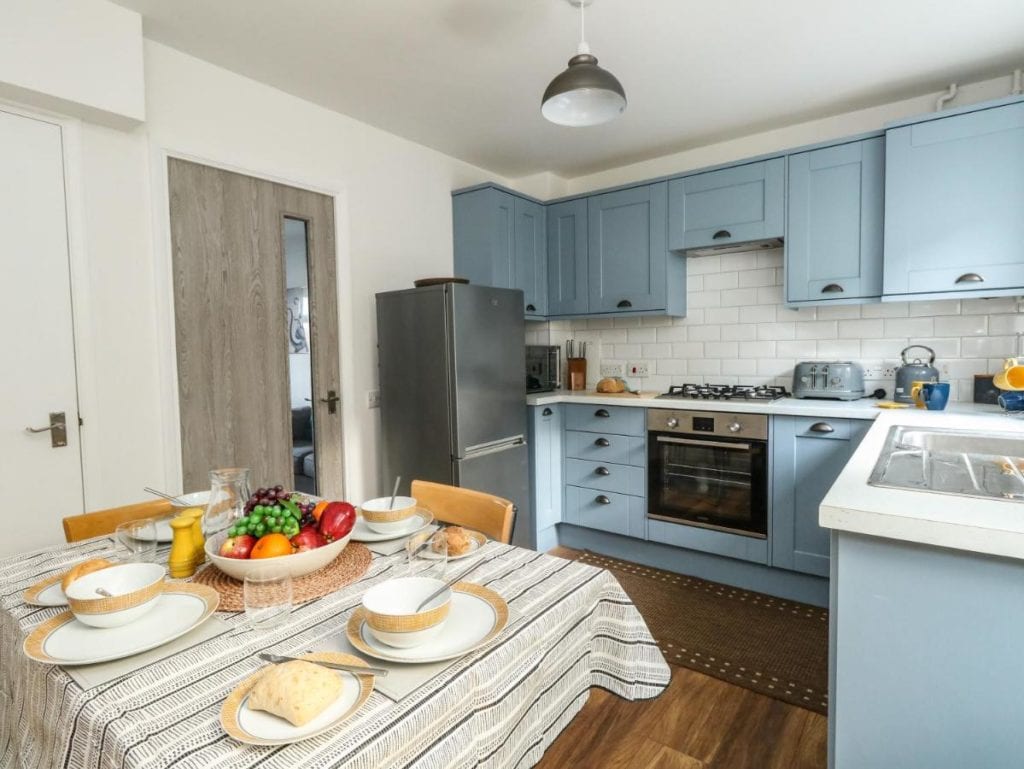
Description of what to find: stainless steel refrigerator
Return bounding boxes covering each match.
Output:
[376,283,531,547]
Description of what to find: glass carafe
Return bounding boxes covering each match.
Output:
[205,467,252,535]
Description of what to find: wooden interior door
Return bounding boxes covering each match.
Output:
[167,158,343,496]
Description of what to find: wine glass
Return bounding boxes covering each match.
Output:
[406,530,447,580]
[113,518,158,563]
[243,573,293,632]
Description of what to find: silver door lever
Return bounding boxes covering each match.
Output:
[25,412,68,447]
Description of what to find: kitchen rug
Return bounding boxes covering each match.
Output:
[554,547,829,714]
[192,543,372,611]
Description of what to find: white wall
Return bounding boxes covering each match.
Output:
[0,0,145,125]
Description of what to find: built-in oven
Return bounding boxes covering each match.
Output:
[647,409,768,538]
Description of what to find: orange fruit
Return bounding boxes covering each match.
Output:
[250,533,294,559]
[312,501,330,522]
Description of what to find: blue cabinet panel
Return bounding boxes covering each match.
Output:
[564,458,645,497]
[647,518,769,564]
[883,100,1024,298]
[514,197,547,317]
[771,416,869,576]
[588,183,673,314]
[453,187,514,288]
[546,198,589,316]
[669,158,785,251]
[565,429,646,466]
[786,138,884,304]
[564,404,645,436]
[528,405,562,550]
[564,486,646,539]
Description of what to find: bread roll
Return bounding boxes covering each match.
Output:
[61,559,113,593]
[442,526,473,557]
[248,660,343,727]
[596,377,626,393]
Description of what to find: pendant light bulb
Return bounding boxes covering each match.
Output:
[541,0,626,127]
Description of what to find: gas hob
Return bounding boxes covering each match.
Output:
[656,384,790,401]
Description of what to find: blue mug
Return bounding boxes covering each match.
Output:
[998,390,1024,412]
[923,382,950,411]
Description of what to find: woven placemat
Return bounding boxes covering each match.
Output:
[191,542,372,612]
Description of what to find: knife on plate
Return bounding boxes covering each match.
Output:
[258,652,389,677]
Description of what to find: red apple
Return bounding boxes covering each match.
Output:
[319,501,356,541]
[291,525,327,552]
[219,534,257,559]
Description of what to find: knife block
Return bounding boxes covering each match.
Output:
[567,357,587,391]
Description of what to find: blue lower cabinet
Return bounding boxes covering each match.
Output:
[564,486,646,539]
[565,429,645,466]
[564,458,645,497]
[771,416,869,576]
[564,404,645,436]
[528,405,562,550]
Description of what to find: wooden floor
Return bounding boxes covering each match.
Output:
[535,665,827,769]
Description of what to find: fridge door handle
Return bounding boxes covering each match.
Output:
[461,435,527,458]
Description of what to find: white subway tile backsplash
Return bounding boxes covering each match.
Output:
[528,247,1021,402]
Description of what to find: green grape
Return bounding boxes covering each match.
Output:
[254,523,267,537]
[250,511,264,524]
[228,526,239,537]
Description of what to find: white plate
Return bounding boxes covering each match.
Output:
[24,574,67,607]
[346,582,508,663]
[350,511,433,542]
[23,583,219,665]
[220,653,374,745]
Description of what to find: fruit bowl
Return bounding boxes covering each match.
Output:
[204,530,352,581]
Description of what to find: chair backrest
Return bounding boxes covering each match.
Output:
[62,499,174,543]
[410,480,515,544]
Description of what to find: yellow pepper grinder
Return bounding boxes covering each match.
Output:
[180,507,206,566]
[168,516,197,578]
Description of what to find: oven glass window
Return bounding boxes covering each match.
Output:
[648,435,767,537]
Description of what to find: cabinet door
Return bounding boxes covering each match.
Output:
[514,197,547,317]
[588,182,668,313]
[546,198,589,315]
[453,187,514,289]
[528,405,563,537]
[669,158,784,251]
[771,416,869,576]
[884,100,1024,297]
[786,138,884,303]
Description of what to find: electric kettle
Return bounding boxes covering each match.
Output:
[894,345,939,403]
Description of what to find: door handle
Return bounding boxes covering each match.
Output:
[594,437,610,447]
[712,229,732,240]
[955,273,984,284]
[594,409,610,418]
[595,495,612,505]
[595,466,611,476]
[25,412,68,448]
[616,299,632,309]
[541,407,553,416]
[320,389,340,415]
[821,283,844,293]
[809,422,835,434]
[526,303,536,312]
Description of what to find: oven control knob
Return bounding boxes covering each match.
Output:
[666,417,679,428]
[727,421,742,433]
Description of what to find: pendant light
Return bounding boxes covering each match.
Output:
[541,0,626,127]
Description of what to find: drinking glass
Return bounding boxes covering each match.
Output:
[243,573,293,631]
[406,529,447,580]
[113,518,158,562]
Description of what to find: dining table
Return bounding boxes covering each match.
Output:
[0,534,670,769]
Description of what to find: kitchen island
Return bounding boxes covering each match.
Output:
[820,408,1024,769]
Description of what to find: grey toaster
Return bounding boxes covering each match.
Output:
[793,361,865,400]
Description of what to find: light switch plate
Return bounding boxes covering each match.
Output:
[367,390,381,409]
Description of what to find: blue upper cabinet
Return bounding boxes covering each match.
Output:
[884,99,1024,299]
[514,197,547,317]
[546,198,589,316]
[588,182,684,315]
[668,158,785,251]
[786,137,884,304]
[453,186,546,318]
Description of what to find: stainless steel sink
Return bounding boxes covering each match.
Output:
[868,425,1024,501]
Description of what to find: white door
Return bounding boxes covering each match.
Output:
[0,109,84,556]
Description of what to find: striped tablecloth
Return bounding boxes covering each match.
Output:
[0,538,670,769]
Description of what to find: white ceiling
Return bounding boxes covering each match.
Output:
[113,0,1024,178]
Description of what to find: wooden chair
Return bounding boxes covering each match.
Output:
[410,480,516,544]
[62,500,174,543]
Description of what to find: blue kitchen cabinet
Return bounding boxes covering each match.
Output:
[786,137,884,305]
[668,157,785,251]
[883,97,1024,299]
[588,182,684,315]
[452,186,546,318]
[546,198,589,316]
[528,404,562,551]
[771,415,869,576]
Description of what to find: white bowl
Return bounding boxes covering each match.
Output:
[204,530,352,581]
[360,496,418,534]
[361,577,451,648]
[170,490,212,511]
[64,562,165,628]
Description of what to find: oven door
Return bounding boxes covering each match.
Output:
[647,432,768,538]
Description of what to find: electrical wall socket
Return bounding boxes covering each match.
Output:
[600,361,624,377]
[626,361,649,377]
[367,389,381,409]
[862,365,897,380]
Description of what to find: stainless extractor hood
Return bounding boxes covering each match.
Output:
[684,238,783,257]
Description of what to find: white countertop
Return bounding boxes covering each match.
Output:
[820,406,1024,561]
[528,389,940,419]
